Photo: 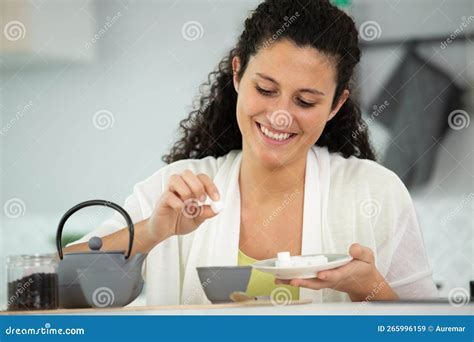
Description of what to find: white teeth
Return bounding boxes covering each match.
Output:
[259,124,291,141]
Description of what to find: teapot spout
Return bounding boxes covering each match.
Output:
[125,253,148,273]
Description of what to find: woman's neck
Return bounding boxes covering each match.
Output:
[239,150,307,202]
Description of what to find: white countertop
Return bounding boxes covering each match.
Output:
[2,301,472,316]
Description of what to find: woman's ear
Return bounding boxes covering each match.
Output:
[232,56,240,93]
[328,89,349,121]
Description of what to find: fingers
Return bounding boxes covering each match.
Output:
[168,170,220,202]
[166,171,222,223]
[168,175,193,201]
[197,173,220,201]
[291,278,329,290]
[317,244,374,281]
[195,204,218,221]
[161,191,184,212]
[168,171,220,203]
[349,243,374,264]
[181,170,207,202]
[316,268,342,283]
[276,278,330,290]
[272,245,376,294]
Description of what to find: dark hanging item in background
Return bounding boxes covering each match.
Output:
[471,281,474,302]
[367,40,465,189]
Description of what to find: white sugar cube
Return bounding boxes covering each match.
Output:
[291,256,305,267]
[210,200,225,213]
[274,254,329,268]
[305,256,328,266]
[277,252,291,261]
[276,252,291,267]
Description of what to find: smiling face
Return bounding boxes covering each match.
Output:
[233,38,348,169]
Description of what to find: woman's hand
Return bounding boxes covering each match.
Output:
[275,244,399,302]
[147,170,221,242]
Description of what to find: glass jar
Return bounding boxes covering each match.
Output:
[6,254,58,311]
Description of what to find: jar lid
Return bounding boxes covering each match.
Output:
[7,253,58,267]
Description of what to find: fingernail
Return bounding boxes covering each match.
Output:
[199,195,206,202]
[212,192,220,201]
[319,274,326,279]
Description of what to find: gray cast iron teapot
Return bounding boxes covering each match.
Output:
[56,200,147,308]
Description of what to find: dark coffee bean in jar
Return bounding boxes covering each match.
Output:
[7,254,58,311]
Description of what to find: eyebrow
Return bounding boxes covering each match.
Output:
[255,72,326,96]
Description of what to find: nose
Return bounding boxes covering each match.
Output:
[268,94,296,130]
[266,109,293,131]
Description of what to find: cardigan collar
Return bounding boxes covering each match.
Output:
[181,146,330,304]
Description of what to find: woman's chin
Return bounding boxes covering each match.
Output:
[244,135,303,169]
[254,147,292,169]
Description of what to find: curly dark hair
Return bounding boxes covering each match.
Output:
[163,0,376,164]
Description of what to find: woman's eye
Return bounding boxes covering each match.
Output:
[296,98,315,108]
[256,86,275,96]
[256,86,314,108]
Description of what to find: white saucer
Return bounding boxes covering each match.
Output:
[251,253,353,280]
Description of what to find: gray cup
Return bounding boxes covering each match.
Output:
[196,266,252,304]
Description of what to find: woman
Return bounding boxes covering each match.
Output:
[67,0,438,305]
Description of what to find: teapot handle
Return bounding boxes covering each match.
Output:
[56,199,134,259]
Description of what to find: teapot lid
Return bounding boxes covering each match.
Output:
[59,236,128,258]
[88,236,103,251]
